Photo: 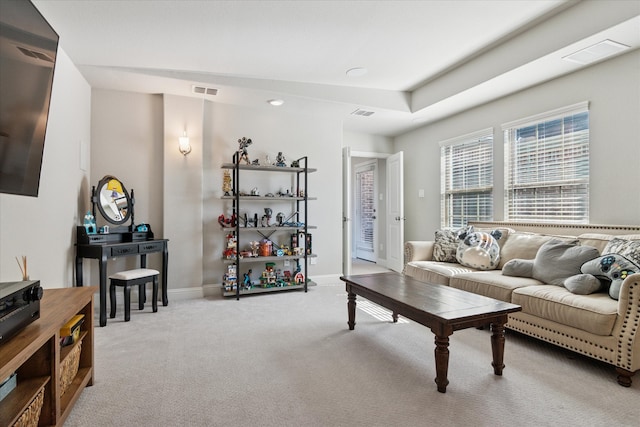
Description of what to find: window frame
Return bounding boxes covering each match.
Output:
[439,128,494,229]
[502,101,590,224]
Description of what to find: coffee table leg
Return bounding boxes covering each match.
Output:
[347,290,356,330]
[392,312,398,323]
[434,335,450,393]
[490,321,506,375]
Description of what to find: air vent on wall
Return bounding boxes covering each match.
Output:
[17,46,54,63]
[351,108,375,117]
[192,85,218,96]
[562,39,630,65]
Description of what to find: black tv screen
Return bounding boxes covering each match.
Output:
[0,0,58,197]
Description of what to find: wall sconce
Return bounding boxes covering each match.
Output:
[178,131,191,156]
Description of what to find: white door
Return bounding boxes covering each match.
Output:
[342,147,352,276]
[386,151,404,272]
[354,160,377,262]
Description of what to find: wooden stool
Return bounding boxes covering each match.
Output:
[109,268,159,322]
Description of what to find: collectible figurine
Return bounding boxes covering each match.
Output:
[243,269,253,289]
[83,210,97,234]
[275,151,286,167]
[237,137,252,164]
[290,159,299,168]
[222,170,232,196]
[261,207,272,226]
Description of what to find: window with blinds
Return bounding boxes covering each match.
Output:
[503,102,589,223]
[440,128,494,229]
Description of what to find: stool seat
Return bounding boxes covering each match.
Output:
[110,268,159,281]
[109,268,159,322]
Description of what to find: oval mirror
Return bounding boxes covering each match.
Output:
[95,175,132,225]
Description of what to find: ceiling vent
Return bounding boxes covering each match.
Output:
[192,85,218,96]
[17,45,54,63]
[351,108,375,117]
[562,39,630,65]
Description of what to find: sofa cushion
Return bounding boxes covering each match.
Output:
[404,261,475,286]
[498,232,556,268]
[432,230,458,262]
[531,239,600,286]
[450,271,541,302]
[512,285,618,336]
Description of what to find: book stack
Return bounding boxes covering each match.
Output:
[60,314,85,347]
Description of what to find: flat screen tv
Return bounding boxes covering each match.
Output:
[0,0,58,197]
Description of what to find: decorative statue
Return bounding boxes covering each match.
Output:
[275,151,286,167]
[222,170,232,196]
[237,137,252,164]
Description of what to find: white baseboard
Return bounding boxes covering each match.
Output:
[101,275,345,305]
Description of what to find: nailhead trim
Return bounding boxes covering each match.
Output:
[507,317,615,364]
[617,281,639,370]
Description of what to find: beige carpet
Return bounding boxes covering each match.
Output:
[64,281,639,427]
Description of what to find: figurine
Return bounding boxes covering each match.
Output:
[249,241,259,257]
[275,151,287,167]
[294,265,305,284]
[83,210,97,234]
[243,269,253,289]
[222,170,232,196]
[290,159,299,168]
[223,233,237,259]
[237,137,252,164]
[261,207,272,226]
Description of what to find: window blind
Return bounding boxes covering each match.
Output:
[503,103,589,223]
[440,129,493,229]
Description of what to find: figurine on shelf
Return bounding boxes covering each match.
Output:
[261,207,272,227]
[237,137,252,164]
[218,213,237,228]
[294,265,305,285]
[224,233,237,259]
[275,151,287,167]
[223,264,238,292]
[222,170,232,196]
[249,241,259,257]
[251,159,260,166]
[243,269,253,290]
[290,159,299,168]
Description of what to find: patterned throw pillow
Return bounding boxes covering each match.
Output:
[603,238,640,266]
[433,229,458,263]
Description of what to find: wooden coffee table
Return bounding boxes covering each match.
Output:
[340,272,521,393]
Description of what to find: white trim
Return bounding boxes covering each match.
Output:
[350,151,391,159]
[438,127,493,147]
[501,101,589,130]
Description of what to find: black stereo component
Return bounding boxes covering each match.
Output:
[0,280,43,344]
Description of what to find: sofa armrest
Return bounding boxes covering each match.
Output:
[404,241,435,264]
[617,273,640,372]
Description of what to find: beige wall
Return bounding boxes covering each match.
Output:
[88,92,344,295]
[0,48,91,287]
[395,49,640,242]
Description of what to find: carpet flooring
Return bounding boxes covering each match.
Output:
[64,280,639,426]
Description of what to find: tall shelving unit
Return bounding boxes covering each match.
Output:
[221,154,316,299]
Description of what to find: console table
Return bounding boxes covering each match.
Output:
[75,227,168,327]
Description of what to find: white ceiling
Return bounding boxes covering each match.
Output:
[32,0,640,137]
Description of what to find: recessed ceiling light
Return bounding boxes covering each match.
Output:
[267,99,284,106]
[346,67,368,77]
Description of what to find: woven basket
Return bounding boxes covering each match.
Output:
[12,386,44,427]
[60,340,82,396]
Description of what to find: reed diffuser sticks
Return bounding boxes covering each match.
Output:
[16,255,28,281]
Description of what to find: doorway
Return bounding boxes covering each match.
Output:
[354,160,377,262]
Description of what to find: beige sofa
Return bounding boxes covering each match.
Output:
[403,221,640,387]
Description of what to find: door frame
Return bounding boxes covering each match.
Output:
[343,149,391,275]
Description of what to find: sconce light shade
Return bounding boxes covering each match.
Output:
[178,131,191,156]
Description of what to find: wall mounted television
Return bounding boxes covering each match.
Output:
[0,0,59,197]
